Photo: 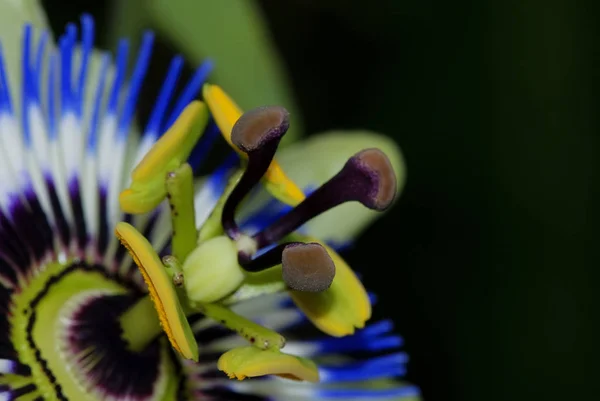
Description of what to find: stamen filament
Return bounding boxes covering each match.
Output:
[166,163,197,261]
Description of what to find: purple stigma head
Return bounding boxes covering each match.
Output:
[231,105,289,153]
[282,242,335,292]
[346,148,397,211]
[221,106,291,240]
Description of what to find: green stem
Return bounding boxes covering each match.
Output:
[119,296,163,352]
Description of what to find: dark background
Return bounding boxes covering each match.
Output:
[43,1,597,400]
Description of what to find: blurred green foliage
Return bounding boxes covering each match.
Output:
[107,0,303,143]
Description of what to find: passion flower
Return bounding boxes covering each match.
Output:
[0,12,420,401]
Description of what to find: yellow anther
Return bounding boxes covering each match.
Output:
[119,101,209,214]
[217,346,319,382]
[115,222,199,361]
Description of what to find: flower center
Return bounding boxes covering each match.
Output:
[8,261,180,400]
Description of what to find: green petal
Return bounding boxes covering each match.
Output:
[0,0,50,113]
[243,131,406,244]
[107,0,302,144]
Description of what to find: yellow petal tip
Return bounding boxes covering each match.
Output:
[263,166,306,206]
[203,84,242,148]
